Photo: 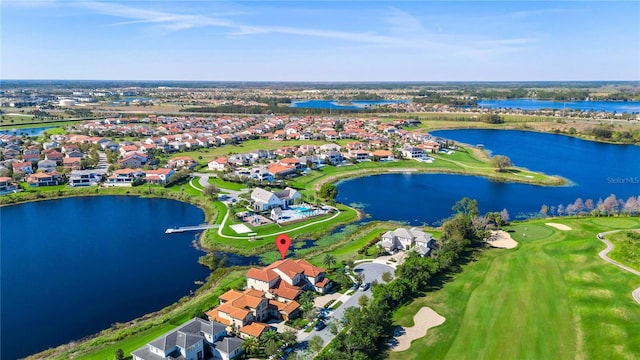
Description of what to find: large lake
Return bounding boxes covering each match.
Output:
[290,99,409,110]
[338,130,639,224]
[477,99,640,113]
[0,196,209,359]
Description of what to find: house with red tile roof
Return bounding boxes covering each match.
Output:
[246,259,331,302]
[27,171,62,187]
[0,176,19,194]
[208,157,228,171]
[205,288,299,330]
[63,157,82,170]
[12,161,33,174]
[145,168,175,185]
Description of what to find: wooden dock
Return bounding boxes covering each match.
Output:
[165,224,220,234]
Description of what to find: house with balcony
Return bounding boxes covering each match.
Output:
[0,176,19,194]
[106,168,144,187]
[27,172,62,187]
[69,170,103,187]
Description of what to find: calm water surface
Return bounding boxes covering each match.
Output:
[477,99,640,113]
[290,99,408,110]
[338,130,639,224]
[0,196,209,359]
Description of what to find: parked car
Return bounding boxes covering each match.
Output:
[314,321,326,331]
[360,282,370,291]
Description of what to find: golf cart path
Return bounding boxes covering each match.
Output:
[598,229,640,304]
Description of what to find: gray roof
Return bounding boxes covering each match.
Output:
[251,188,279,203]
[214,337,244,355]
[132,318,227,360]
[393,228,413,239]
[275,187,299,201]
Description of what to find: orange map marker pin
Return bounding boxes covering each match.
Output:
[276,234,291,260]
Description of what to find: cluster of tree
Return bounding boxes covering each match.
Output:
[490,155,513,172]
[241,328,298,359]
[540,194,640,217]
[318,198,491,359]
[317,183,338,200]
[480,113,504,124]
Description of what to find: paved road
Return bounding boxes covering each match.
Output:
[598,230,640,304]
[296,262,395,354]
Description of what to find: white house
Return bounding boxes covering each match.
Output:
[401,145,427,160]
[131,318,241,360]
[381,227,435,256]
[208,157,228,171]
[251,188,284,212]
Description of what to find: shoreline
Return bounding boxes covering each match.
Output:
[316,164,566,193]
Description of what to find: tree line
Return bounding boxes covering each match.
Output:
[540,194,640,217]
[315,198,493,360]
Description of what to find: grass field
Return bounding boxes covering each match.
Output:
[607,230,640,271]
[389,217,640,360]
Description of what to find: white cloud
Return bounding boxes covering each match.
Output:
[74,1,537,59]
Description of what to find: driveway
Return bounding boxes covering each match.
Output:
[294,262,395,354]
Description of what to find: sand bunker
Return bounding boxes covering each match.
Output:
[391,307,445,352]
[488,230,518,249]
[546,223,572,231]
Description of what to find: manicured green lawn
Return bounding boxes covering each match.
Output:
[607,230,640,271]
[207,176,246,191]
[389,217,640,360]
[203,203,359,253]
[48,269,247,360]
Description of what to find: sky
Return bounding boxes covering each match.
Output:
[1,1,639,81]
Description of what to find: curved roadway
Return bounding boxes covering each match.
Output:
[597,230,640,304]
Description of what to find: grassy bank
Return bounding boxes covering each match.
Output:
[389,217,640,360]
[288,145,565,196]
[202,203,360,255]
[28,267,248,360]
[607,230,640,271]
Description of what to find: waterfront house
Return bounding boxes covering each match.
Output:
[381,227,435,256]
[69,170,103,187]
[401,145,427,160]
[105,168,144,187]
[145,168,175,185]
[250,187,300,212]
[27,171,62,187]
[131,317,242,360]
[0,176,19,194]
[370,149,394,161]
[246,259,331,300]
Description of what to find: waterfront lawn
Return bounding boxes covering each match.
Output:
[55,269,247,360]
[607,230,640,271]
[203,203,359,253]
[389,217,640,360]
[288,146,563,195]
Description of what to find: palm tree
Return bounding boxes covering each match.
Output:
[242,336,260,355]
[323,254,337,270]
[260,329,280,350]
